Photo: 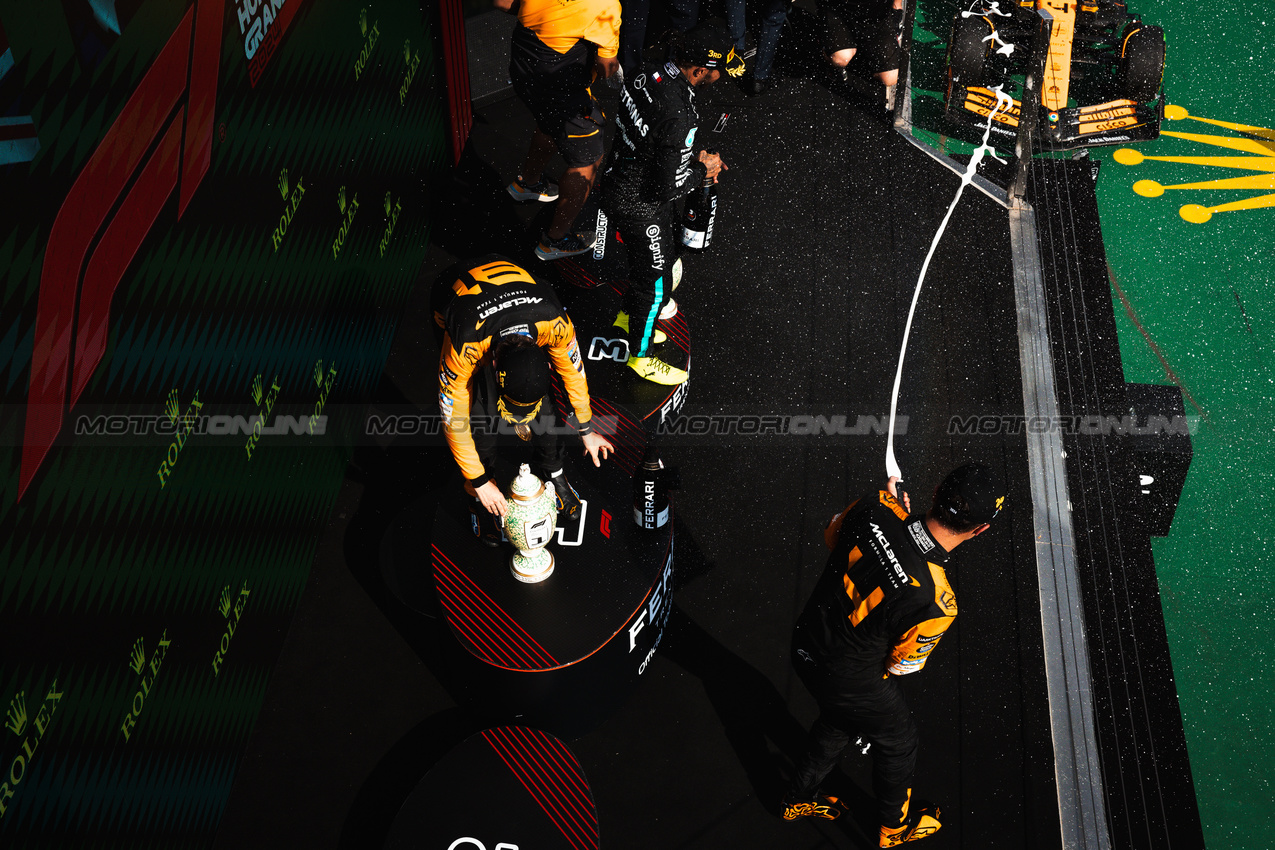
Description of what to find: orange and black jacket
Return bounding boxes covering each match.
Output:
[434,256,593,488]
[794,489,958,687]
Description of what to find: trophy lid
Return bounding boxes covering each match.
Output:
[509,463,546,501]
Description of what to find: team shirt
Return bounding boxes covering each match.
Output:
[795,490,959,687]
[434,256,593,485]
[517,0,621,58]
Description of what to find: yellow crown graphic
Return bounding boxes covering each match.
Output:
[251,374,264,405]
[314,360,325,387]
[6,692,26,736]
[165,389,181,425]
[129,638,146,674]
[219,584,233,617]
[1114,105,1275,224]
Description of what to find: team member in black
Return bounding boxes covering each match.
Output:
[599,20,742,385]
[781,463,1006,847]
[433,256,613,543]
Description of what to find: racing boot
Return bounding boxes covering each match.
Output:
[613,311,666,344]
[879,801,942,846]
[780,794,848,821]
[628,355,688,386]
[467,494,505,548]
[544,468,582,521]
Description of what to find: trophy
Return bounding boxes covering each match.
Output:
[503,464,557,583]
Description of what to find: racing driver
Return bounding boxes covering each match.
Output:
[598,20,741,385]
[781,463,1005,846]
[433,255,613,543]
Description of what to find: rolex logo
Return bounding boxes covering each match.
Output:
[279,167,290,199]
[359,8,368,36]
[129,638,146,674]
[1114,105,1275,224]
[314,360,325,387]
[338,185,347,214]
[218,584,233,617]
[251,374,264,406]
[5,692,26,736]
[384,191,392,217]
[165,389,181,425]
[403,39,411,64]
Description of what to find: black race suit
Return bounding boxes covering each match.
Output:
[432,256,595,489]
[788,489,958,828]
[599,61,708,359]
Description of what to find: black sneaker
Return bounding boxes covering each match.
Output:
[469,497,504,547]
[535,231,596,261]
[546,471,582,520]
[507,174,559,202]
[780,794,848,821]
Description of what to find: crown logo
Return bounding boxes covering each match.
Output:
[5,692,27,736]
[251,374,264,405]
[279,167,290,199]
[1113,105,1275,224]
[218,584,233,617]
[359,8,368,36]
[338,185,347,214]
[384,191,393,216]
[165,389,181,425]
[129,638,146,674]
[403,39,411,64]
[314,360,325,386]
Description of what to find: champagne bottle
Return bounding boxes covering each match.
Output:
[680,151,718,252]
[633,446,670,529]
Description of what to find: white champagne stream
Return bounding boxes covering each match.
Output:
[885,82,1015,484]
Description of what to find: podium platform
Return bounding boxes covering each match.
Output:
[428,455,675,728]
[384,725,599,850]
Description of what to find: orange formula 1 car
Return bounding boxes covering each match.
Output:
[944,0,1165,149]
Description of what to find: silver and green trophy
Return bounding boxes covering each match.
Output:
[503,464,557,583]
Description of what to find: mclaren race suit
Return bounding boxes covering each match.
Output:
[434,256,595,489]
[788,489,958,827]
[599,61,708,358]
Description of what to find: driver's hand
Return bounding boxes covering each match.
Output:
[581,431,614,466]
[476,480,509,519]
[887,476,911,513]
[698,150,727,182]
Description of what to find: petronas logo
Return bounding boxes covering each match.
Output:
[5,692,26,736]
[1114,105,1275,223]
[129,638,146,674]
[218,584,233,618]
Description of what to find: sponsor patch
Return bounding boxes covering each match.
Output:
[907,520,936,554]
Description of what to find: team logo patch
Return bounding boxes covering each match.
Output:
[685,127,697,147]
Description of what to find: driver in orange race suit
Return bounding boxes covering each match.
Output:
[433,255,613,544]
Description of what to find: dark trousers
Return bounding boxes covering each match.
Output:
[788,643,919,827]
[613,208,678,359]
[470,366,566,479]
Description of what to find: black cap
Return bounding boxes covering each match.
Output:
[933,462,1006,528]
[495,344,549,413]
[676,21,746,78]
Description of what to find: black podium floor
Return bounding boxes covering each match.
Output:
[213,70,1059,849]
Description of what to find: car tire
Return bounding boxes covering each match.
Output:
[948,14,993,89]
[1120,24,1165,102]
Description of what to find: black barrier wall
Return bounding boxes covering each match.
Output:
[0,1,446,844]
